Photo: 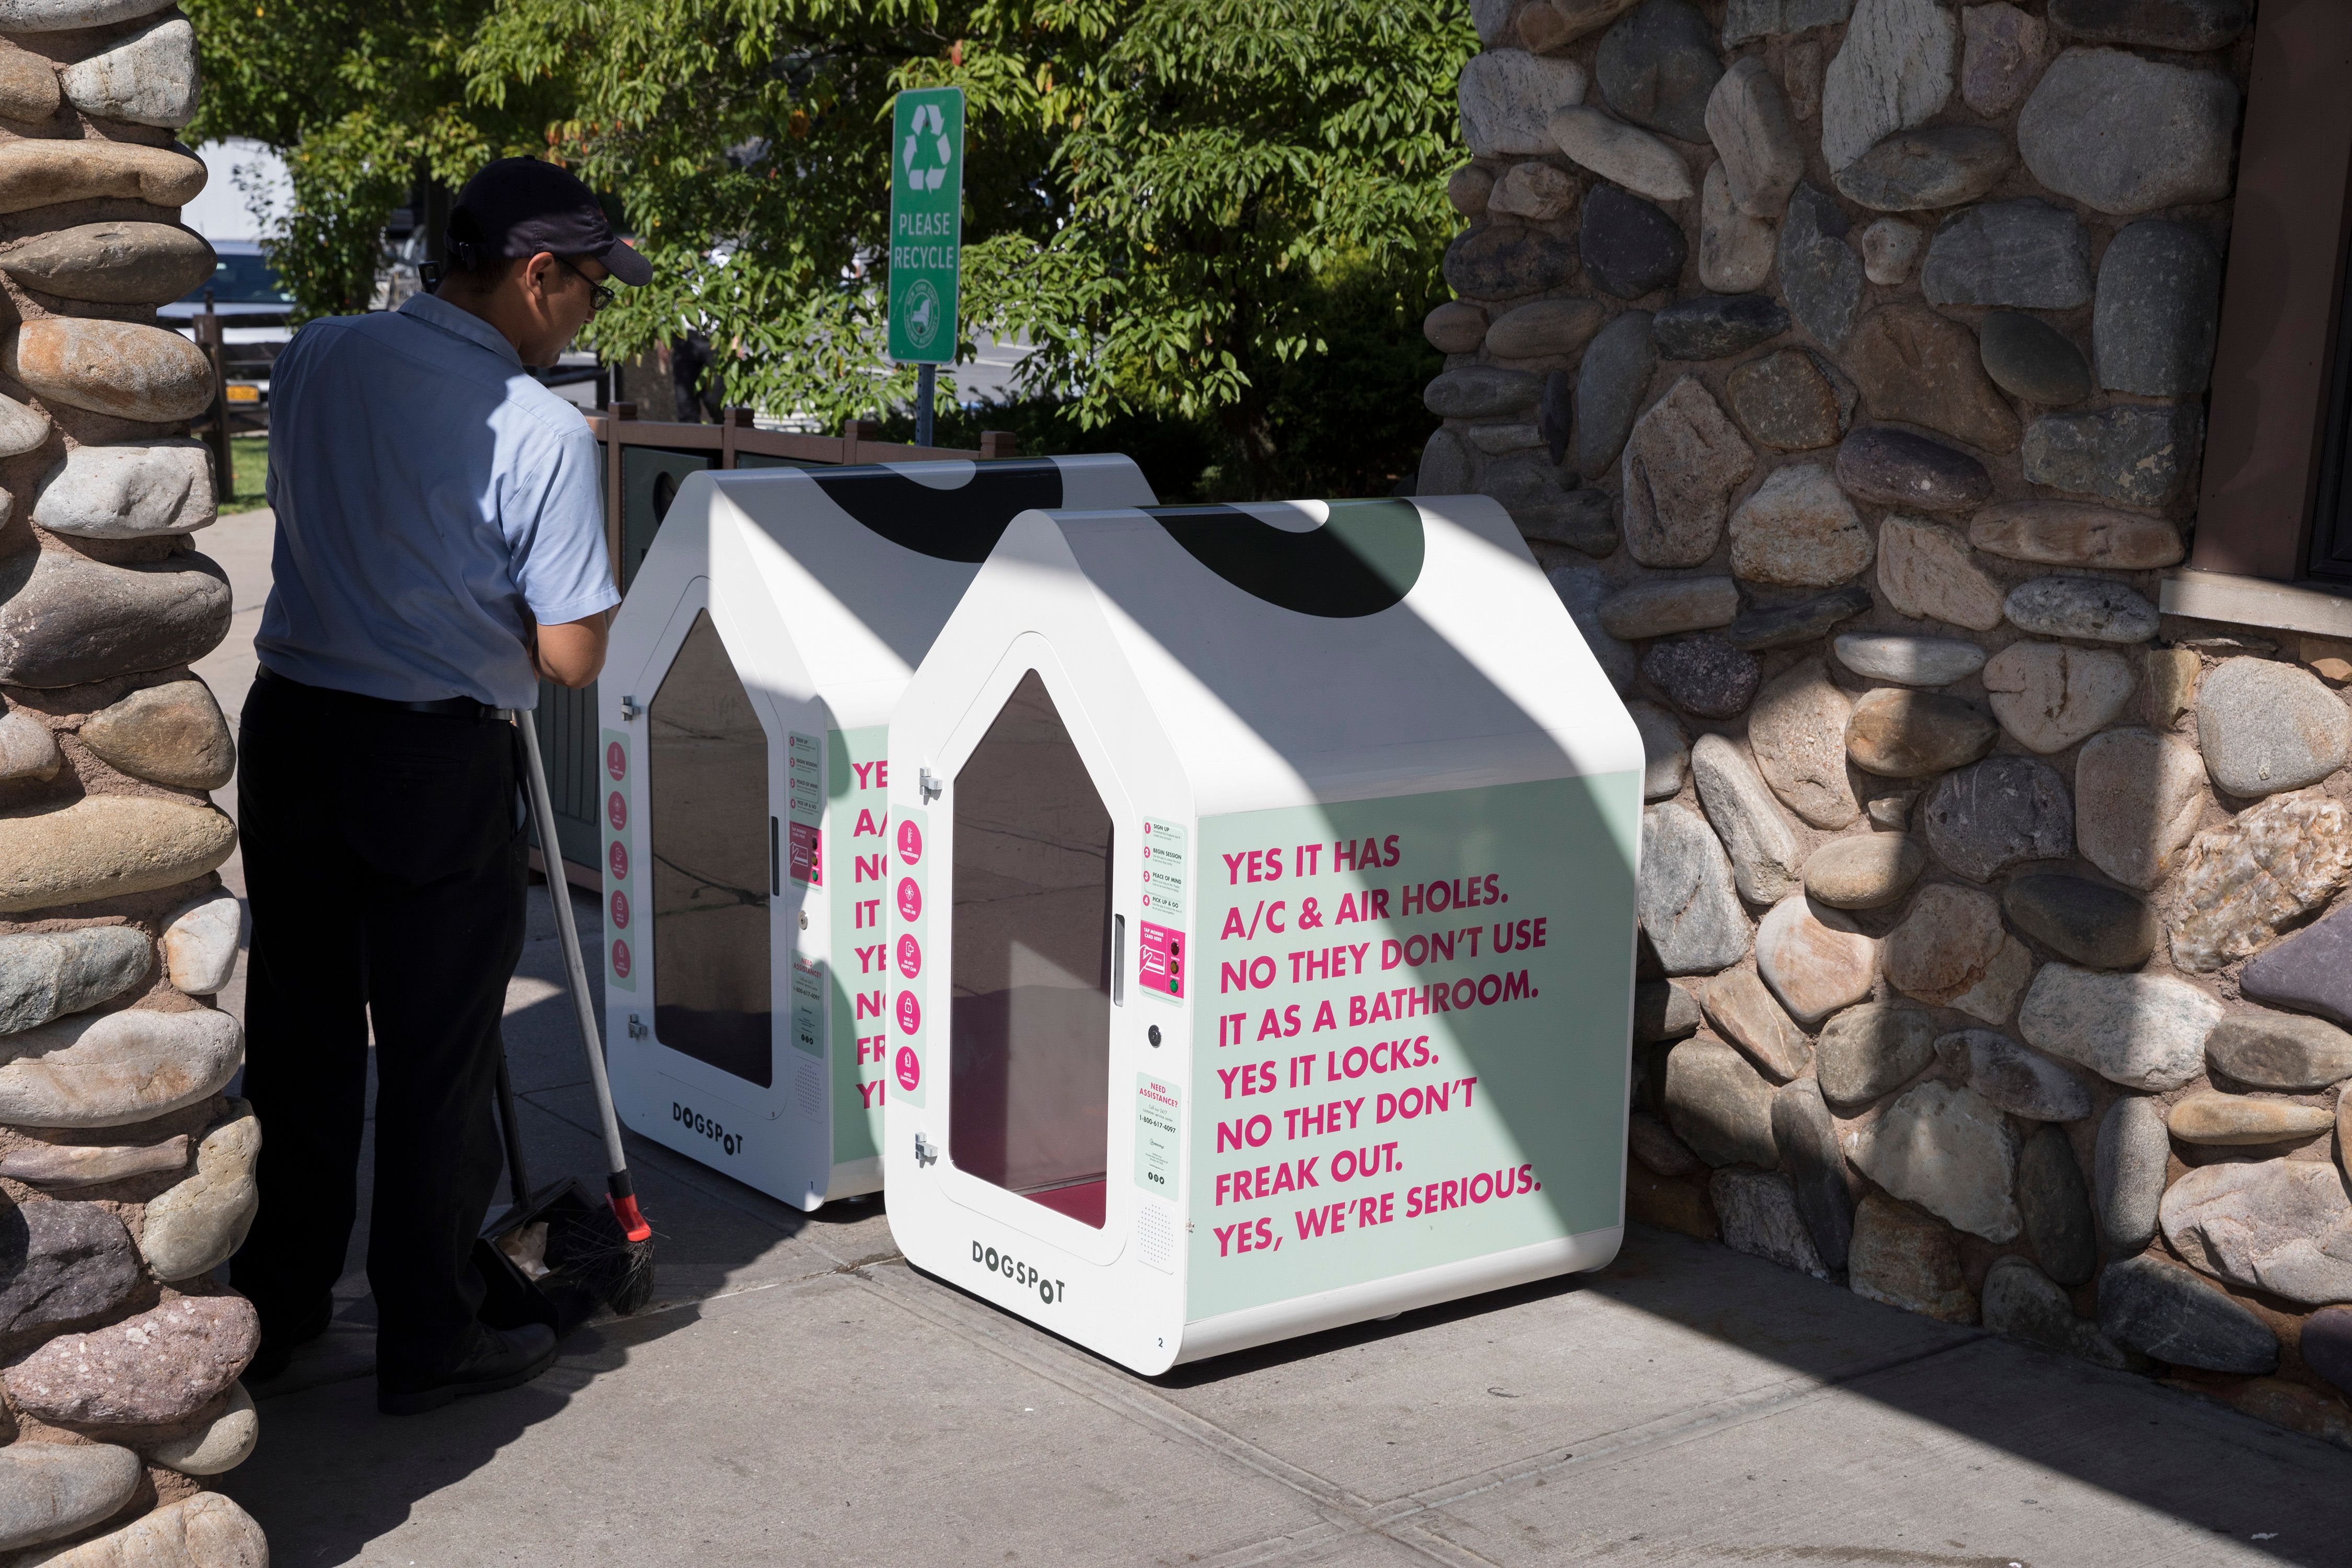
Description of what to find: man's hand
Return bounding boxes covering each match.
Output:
[533,612,609,689]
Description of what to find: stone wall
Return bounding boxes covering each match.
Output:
[1426,0,2352,1443]
[0,2,267,1561]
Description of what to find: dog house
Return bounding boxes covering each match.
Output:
[882,494,1643,1372]
[596,455,1157,1209]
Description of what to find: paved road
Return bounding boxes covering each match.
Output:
[191,508,2352,1566]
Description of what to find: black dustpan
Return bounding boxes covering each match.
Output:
[479,1057,656,1336]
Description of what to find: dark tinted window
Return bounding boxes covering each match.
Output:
[2315,233,2352,577]
[177,252,294,306]
[651,611,773,1086]
[950,671,1112,1228]
[620,448,712,592]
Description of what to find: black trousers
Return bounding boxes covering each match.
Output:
[229,672,527,1385]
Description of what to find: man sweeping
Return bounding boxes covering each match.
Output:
[232,158,651,1414]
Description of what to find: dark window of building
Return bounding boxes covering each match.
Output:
[949,670,1113,1228]
[2193,2,2352,584]
[2312,260,2352,578]
[650,610,773,1087]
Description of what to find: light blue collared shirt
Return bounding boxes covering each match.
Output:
[258,292,619,709]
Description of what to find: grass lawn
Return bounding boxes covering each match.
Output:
[222,435,269,514]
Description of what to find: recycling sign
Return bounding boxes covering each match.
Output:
[888,86,964,365]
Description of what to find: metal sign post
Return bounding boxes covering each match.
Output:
[887,85,964,447]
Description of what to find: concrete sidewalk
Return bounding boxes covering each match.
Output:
[190,508,2352,1566]
[222,1080,2352,1568]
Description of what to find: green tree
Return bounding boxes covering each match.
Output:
[182,0,558,317]
[189,0,1471,495]
[973,3,1472,495]
[462,0,1073,435]
[465,0,1471,494]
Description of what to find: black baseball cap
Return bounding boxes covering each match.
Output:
[444,157,652,286]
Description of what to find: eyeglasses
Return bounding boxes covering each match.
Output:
[551,255,615,313]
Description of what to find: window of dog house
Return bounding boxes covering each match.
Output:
[650,610,774,1087]
[950,670,1113,1228]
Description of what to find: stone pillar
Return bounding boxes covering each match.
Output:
[1437,1,2352,1447]
[0,2,267,1559]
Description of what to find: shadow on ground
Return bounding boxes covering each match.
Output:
[220,881,897,1554]
[219,887,2352,1568]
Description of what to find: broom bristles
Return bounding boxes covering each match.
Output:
[544,1197,657,1316]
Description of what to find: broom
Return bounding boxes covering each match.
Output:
[483,713,656,1325]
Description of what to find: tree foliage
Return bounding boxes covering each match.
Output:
[464,1,1074,439]
[187,0,1473,495]
[183,0,560,317]
[997,3,1472,492]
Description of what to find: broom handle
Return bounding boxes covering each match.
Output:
[516,712,633,1185]
[493,1053,531,1213]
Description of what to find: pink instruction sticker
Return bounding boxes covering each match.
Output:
[1138,920,1184,999]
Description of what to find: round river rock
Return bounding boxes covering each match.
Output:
[2195,656,2352,798]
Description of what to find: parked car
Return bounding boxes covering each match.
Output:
[160,239,294,414]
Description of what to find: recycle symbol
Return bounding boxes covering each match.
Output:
[903,101,952,191]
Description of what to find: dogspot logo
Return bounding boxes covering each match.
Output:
[972,1240,1064,1305]
[673,1101,742,1157]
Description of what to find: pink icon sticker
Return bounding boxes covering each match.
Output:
[606,791,627,830]
[608,840,629,880]
[894,1045,921,1093]
[611,939,632,979]
[610,890,630,930]
[896,876,923,921]
[895,933,923,979]
[605,740,626,780]
[895,989,922,1035]
[896,818,923,866]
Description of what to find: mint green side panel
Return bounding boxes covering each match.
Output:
[1185,774,1641,1321]
[826,725,893,1164]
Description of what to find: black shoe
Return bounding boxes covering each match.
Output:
[244,1309,335,1385]
[377,1322,558,1416]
